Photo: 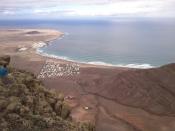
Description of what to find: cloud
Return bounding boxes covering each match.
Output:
[33,8,74,16]
[0,0,175,18]
[2,10,15,15]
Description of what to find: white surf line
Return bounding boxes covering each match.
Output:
[34,33,155,69]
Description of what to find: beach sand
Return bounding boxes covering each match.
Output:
[1,29,175,131]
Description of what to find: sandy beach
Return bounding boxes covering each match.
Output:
[1,29,175,131]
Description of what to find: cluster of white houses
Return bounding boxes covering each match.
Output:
[38,60,80,78]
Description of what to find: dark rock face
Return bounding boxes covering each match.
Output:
[0,66,94,131]
[25,31,41,35]
[0,55,10,66]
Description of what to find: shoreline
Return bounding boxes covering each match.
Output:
[0,28,159,69]
[1,28,175,131]
[35,33,155,69]
[37,48,155,69]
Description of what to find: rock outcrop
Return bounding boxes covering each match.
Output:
[0,65,94,131]
[0,55,10,66]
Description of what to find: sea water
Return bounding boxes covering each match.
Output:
[1,18,175,68]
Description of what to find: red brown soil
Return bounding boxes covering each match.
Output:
[1,29,175,131]
[11,55,175,131]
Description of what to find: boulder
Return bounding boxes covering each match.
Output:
[6,101,21,113]
[61,103,70,119]
[54,101,62,115]
[0,99,8,111]
[0,55,10,66]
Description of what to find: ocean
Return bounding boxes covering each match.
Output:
[1,18,175,68]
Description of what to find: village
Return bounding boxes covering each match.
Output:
[37,60,80,78]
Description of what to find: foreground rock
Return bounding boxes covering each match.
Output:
[0,55,10,66]
[0,67,94,131]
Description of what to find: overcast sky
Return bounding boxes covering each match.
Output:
[0,0,175,19]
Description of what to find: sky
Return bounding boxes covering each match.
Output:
[0,0,175,19]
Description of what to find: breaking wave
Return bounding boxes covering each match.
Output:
[36,32,155,69]
[87,61,154,69]
[36,49,154,69]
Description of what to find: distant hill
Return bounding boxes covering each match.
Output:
[25,31,41,35]
[86,63,175,116]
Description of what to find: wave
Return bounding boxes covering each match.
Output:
[36,49,154,69]
[88,61,154,69]
[65,32,70,35]
[57,33,69,40]
[37,49,71,61]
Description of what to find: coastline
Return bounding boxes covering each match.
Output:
[35,34,155,69]
[37,48,154,69]
[1,28,175,131]
[2,28,154,69]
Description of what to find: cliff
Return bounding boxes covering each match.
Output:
[0,65,94,131]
